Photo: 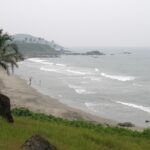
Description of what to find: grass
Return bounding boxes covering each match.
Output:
[0,108,150,150]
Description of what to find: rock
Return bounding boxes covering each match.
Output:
[123,52,132,54]
[0,94,14,123]
[104,123,110,127]
[85,50,105,55]
[145,120,150,123]
[63,50,105,56]
[118,122,135,127]
[22,134,57,150]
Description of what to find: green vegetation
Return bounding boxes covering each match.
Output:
[15,41,60,57]
[0,108,150,150]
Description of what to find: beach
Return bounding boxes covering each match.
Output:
[0,68,116,126]
[13,53,150,128]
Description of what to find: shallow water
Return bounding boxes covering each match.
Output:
[15,48,150,127]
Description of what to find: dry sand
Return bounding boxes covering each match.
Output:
[0,69,116,126]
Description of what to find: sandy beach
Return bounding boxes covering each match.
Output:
[0,68,117,126]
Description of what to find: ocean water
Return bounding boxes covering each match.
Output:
[15,48,150,127]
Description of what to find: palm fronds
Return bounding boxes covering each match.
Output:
[0,29,23,74]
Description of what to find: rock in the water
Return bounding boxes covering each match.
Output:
[22,134,57,150]
[145,120,150,123]
[118,122,135,127]
[0,94,14,123]
[85,50,105,55]
[123,52,132,54]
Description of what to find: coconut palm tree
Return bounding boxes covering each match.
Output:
[0,29,23,74]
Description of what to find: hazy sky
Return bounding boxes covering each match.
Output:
[0,0,150,47]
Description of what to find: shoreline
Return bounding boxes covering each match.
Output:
[0,69,143,130]
[0,69,115,124]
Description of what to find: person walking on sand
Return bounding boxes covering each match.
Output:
[29,77,32,86]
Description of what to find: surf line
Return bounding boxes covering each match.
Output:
[116,101,150,113]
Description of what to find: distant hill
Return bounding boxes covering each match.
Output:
[12,34,64,57]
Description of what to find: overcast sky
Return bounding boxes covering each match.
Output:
[0,0,150,47]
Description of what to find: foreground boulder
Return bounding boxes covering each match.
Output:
[0,94,14,123]
[22,134,57,150]
[118,122,135,127]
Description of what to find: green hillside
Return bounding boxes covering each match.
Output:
[0,108,150,150]
[15,41,60,58]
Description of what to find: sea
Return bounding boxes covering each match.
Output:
[15,47,150,127]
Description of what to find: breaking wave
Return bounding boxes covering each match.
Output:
[40,67,59,73]
[67,69,91,75]
[85,102,100,107]
[27,58,53,65]
[68,84,96,94]
[101,72,135,81]
[116,101,150,113]
[56,63,67,67]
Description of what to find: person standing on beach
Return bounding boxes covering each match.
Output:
[29,77,32,86]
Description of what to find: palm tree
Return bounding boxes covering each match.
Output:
[0,29,23,74]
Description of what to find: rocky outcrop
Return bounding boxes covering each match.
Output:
[122,52,132,55]
[0,94,14,123]
[118,122,135,127]
[64,50,105,56]
[22,134,57,150]
[85,50,105,55]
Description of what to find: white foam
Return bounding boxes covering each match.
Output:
[27,58,53,65]
[90,77,101,81]
[116,101,150,113]
[85,102,98,107]
[82,76,101,81]
[75,89,86,94]
[41,62,53,65]
[68,84,96,95]
[56,63,66,67]
[40,67,58,73]
[101,72,135,81]
[95,68,99,72]
[84,102,101,112]
[85,102,109,108]
[68,84,82,89]
[67,69,91,75]
[76,89,96,94]
[27,58,44,63]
